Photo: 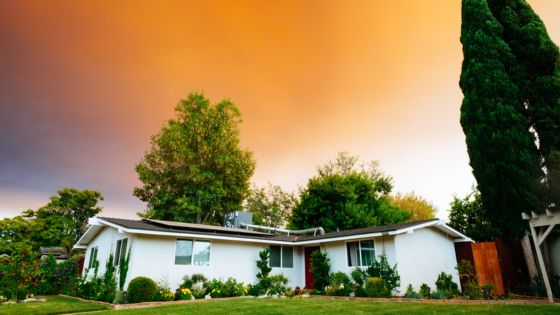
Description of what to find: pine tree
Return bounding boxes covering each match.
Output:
[487,0,560,206]
[459,0,545,237]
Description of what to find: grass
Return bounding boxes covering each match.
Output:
[3,296,559,315]
[0,296,110,315]
[100,298,559,315]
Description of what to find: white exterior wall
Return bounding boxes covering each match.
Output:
[83,227,135,278]
[394,227,460,293]
[123,234,304,290]
[321,237,397,279]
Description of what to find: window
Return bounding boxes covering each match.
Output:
[88,247,98,269]
[269,246,293,268]
[114,238,128,266]
[175,239,211,266]
[347,240,375,267]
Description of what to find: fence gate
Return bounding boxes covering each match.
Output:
[472,242,505,295]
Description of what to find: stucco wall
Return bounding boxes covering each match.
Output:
[121,234,304,290]
[394,227,460,292]
[83,226,134,279]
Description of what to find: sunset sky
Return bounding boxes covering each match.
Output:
[1,0,559,220]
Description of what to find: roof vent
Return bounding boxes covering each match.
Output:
[224,211,253,228]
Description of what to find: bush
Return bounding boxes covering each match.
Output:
[456,260,482,299]
[435,272,459,298]
[403,284,420,298]
[310,250,330,292]
[482,283,495,299]
[154,278,174,301]
[175,287,192,300]
[181,274,207,289]
[256,248,272,280]
[204,278,247,298]
[267,274,289,295]
[365,254,400,294]
[126,277,158,303]
[325,272,352,296]
[419,283,431,298]
[364,277,390,298]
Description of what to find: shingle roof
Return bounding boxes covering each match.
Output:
[97,217,439,243]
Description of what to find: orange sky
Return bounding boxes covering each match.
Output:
[1,0,559,220]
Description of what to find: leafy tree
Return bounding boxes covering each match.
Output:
[244,183,296,228]
[448,187,500,242]
[388,192,437,221]
[487,0,560,207]
[0,188,103,254]
[290,153,408,232]
[310,249,331,291]
[134,92,255,225]
[459,0,545,237]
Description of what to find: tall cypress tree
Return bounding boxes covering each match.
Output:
[487,0,560,206]
[459,0,545,237]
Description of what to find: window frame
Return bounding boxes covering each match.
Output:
[114,238,128,266]
[346,240,375,267]
[88,246,98,269]
[174,238,211,266]
[269,245,293,269]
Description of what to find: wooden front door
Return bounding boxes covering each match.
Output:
[304,246,320,289]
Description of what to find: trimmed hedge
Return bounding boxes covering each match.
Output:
[126,277,157,303]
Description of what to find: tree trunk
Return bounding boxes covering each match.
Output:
[521,233,538,284]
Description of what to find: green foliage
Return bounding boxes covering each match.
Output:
[364,277,390,298]
[388,192,437,221]
[126,277,158,303]
[403,284,420,299]
[456,260,482,299]
[448,187,500,241]
[256,248,272,280]
[204,278,247,298]
[0,188,103,255]
[435,272,459,299]
[37,255,80,296]
[175,287,193,300]
[118,247,132,291]
[181,273,207,290]
[482,283,496,300]
[290,152,409,233]
[266,274,289,295]
[351,268,366,288]
[460,0,546,237]
[419,283,431,298]
[325,272,352,296]
[487,0,560,207]
[98,253,117,303]
[245,183,296,228]
[154,279,175,301]
[364,254,400,293]
[310,249,330,292]
[134,92,256,225]
[0,249,39,301]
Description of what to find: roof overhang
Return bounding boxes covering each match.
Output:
[74,217,473,248]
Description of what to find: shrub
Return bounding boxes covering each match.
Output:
[98,253,117,303]
[482,283,495,299]
[419,283,431,298]
[175,287,192,300]
[126,277,157,303]
[365,254,400,294]
[205,278,247,298]
[181,274,208,290]
[256,248,272,280]
[431,290,448,299]
[364,277,390,298]
[403,284,420,298]
[435,272,459,298]
[325,272,352,296]
[310,250,330,292]
[267,274,289,295]
[154,278,174,301]
[351,268,366,287]
[456,260,482,299]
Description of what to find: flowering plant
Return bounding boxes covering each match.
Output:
[176,287,193,300]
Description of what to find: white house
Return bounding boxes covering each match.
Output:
[74,216,472,293]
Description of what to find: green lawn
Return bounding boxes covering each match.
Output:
[0,296,110,315]
[2,296,559,315]
[101,298,558,315]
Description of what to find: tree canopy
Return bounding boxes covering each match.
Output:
[290,153,409,232]
[134,92,255,225]
[388,192,437,221]
[0,188,103,255]
[244,183,296,228]
[459,0,546,237]
[447,186,500,242]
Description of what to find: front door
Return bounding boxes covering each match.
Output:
[304,246,320,289]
